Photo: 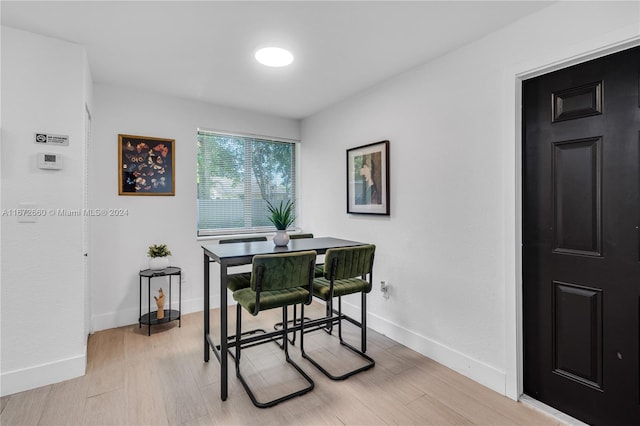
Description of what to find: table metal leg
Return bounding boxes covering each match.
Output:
[204,253,210,362]
[147,277,151,336]
[220,263,228,401]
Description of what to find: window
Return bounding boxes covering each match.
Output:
[197,129,297,236]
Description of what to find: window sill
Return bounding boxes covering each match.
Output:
[196,229,304,242]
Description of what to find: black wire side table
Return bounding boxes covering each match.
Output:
[139,266,181,336]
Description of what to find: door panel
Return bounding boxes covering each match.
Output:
[552,137,602,256]
[553,281,603,390]
[552,81,603,122]
[523,46,640,426]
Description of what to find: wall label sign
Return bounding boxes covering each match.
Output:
[34,132,69,146]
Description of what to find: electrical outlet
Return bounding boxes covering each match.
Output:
[380,280,390,299]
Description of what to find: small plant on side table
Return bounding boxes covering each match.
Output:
[148,243,172,270]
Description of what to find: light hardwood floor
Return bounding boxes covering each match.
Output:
[1,302,562,425]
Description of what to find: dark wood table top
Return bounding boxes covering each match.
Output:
[202,236,367,265]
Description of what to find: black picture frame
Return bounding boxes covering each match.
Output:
[118,134,175,196]
[346,140,390,215]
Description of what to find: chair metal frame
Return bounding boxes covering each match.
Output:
[300,246,376,380]
[232,251,316,408]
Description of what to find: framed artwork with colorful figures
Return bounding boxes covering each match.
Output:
[118,134,175,196]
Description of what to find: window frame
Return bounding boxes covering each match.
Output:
[196,128,300,237]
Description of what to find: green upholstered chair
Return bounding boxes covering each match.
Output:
[288,233,324,277]
[219,236,267,292]
[232,250,317,408]
[289,233,314,239]
[219,236,268,244]
[301,244,376,380]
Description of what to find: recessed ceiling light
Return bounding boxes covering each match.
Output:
[255,47,294,67]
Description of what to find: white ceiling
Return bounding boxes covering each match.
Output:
[1,1,553,119]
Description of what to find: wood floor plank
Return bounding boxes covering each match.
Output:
[86,327,125,398]
[355,362,425,405]
[182,413,218,426]
[0,385,50,426]
[339,374,427,425]
[201,382,289,426]
[124,358,169,426]
[406,394,474,425]
[411,354,559,425]
[0,395,10,415]
[404,364,518,425]
[156,339,210,425]
[38,376,89,426]
[123,324,156,365]
[279,403,344,426]
[86,327,125,372]
[82,390,126,426]
[321,389,386,425]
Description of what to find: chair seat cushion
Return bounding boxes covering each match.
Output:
[227,272,251,292]
[312,277,368,300]
[233,287,311,314]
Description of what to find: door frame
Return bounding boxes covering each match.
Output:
[510,34,640,400]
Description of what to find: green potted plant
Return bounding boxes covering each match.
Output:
[147,243,172,270]
[266,199,295,246]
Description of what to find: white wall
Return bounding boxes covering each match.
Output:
[89,84,299,331]
[299,1,640,399]
[1,27,91,396]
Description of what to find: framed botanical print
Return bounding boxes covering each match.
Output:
[346,140,389,215]
[118,134,175,196]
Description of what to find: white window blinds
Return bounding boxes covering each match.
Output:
[197,130,297,236]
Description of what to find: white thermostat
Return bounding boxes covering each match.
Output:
[38,152,62,170]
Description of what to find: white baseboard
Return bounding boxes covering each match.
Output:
[341,301,507,396]
[1,353,86,397]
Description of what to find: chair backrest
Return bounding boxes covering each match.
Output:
[251,251,317,291]
[324,244,375,280]
[290,233,314,239]
[219,236,267,244]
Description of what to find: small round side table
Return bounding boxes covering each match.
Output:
[139,266,181,336]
